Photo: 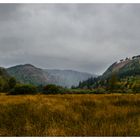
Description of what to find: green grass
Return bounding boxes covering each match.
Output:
[0,94,140,136]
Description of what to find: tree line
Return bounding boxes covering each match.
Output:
[77,73,140,93]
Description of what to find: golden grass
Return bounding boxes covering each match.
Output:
[0,93,140,136]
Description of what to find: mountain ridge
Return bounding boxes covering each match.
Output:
[7,64,94,87]
[102,55,140,79]
[78,55,140,89]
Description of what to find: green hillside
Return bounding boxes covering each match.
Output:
[7,64,93,87]
[7,64,51,86]
[102,56,140,79]
[77,55,140,93]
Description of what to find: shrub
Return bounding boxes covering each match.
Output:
[43,84,65,94]
[8,77,17,89]
[132,84,140,93]
[93,87,106,94]
[9,84,37,95]
[37,85,44,93]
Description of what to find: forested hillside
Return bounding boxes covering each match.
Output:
[77,55,140,93]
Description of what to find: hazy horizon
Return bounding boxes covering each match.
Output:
[0,4,140,75]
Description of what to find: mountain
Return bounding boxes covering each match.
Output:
[102,55,140,79]
[78,55,140,89]
[7,64,94,87]
[7,64,56,86]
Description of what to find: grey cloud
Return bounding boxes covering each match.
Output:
[0,4,140,75]
[0,4,22,21]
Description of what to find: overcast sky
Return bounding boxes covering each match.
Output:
[0,4,140,75]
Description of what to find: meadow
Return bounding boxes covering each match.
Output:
[0,93,140,136]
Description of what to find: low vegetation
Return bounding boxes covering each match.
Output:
[0,94,139,136]
[43,84,67,94]
[9,84,37,95]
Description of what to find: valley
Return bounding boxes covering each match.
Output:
[1,3,140,137]
[0,55,140,136]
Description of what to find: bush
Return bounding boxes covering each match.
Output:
[93,88,106,94]
[8,77,17,89]
[132,84,140,93]
[9,84,37,95]
[43,84,65,94]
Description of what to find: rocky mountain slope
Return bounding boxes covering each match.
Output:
[102,55,140,79]
[78,55,140,89]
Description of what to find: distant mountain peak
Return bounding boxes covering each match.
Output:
[21,64,37,68]
[9,64,36,69]
[23,64,34,67]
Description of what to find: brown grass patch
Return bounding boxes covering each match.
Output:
[0,94,139,136]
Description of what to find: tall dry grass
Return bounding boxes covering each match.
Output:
[0,94,139,136]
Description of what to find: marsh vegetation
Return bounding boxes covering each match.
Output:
[0,94,139,136]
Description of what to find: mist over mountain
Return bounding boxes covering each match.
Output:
[7,64,94,88]
[44,69,94,87]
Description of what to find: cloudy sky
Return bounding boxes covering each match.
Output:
[0,4,140,75]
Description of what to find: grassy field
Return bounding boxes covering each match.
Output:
[0,94,140,136]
